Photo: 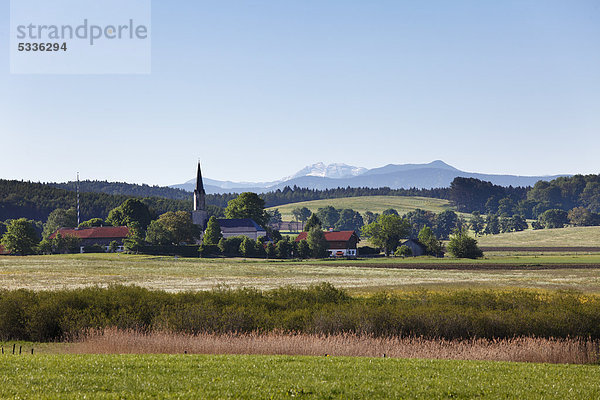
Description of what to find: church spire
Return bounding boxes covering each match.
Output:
[193,161,206,211]
[196,161,204,193]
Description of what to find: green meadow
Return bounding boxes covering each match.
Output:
[0,354,597,399]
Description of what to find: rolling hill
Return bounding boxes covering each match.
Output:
[266,195,459,221]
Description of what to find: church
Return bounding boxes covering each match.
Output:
[192,162,267,241]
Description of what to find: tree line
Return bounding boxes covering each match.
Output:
[450,175,600,229]
[0,179,226,225]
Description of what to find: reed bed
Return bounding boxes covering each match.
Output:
[70,328,600,365]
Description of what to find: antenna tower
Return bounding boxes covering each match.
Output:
[76,173,80,227]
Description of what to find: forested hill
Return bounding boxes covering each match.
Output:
[0,180,192,222]
[10,174,595,224]
[1,179,451,222]
[52,180,191,201]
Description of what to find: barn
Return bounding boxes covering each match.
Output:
[49,226,130,252]
[295,230,360,257]
[216,218,267,241]
[400,239,426,256]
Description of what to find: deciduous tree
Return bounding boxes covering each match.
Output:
[225,192,268,227]
[43,208,77,239]
[447,229,483,259]
[1,218,40,255]
[361,215,411,256]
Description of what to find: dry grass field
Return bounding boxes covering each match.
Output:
[70,328,599,365]
[2,253,600,293]
[477,226,600,248]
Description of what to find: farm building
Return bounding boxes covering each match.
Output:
[0,245,9,255]
[49,226,130,251]
[216,218,267,240]
[269,221,303,232]
[295,230,360,257]
[400,239,426,256]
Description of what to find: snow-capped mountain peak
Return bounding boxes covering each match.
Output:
[284,163,368,180]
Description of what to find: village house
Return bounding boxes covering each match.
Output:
[216,218,267,240]
[400,238,426,256]
[295,230,360,257]
[269,220,303,232]
[49,226,130,252]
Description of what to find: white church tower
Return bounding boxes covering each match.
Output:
[192,162,209,229]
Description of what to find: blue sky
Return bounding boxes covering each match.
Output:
[1,0,599,185]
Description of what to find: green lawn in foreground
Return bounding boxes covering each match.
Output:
[2,253,600,293]
[266,195,461,221]
[0,354,596,399]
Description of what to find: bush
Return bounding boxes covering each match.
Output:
[0,286,600,342]
[275,238,293,259]
[296,240,310,259]
[137,245,200,257]
[395,245,412,257]
[218,237,244,256]
[357,246,380,255]
[108,241,120,253]
[447,229,483,259]
[199,244,221,257]
[265,242,276,259]
[239,237,256,257]
[82,244,105,253]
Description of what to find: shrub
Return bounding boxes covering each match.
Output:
[198,244,220,257]
[357,246,380,255]
[395,245,412,257]
[108,241,120,253]
[1,285,600,342]
[265,242,276,259]
[83,244,105,253]
[447,229,483,259]
[218,237,244,256]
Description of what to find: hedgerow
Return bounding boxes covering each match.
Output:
[0,285,598,342]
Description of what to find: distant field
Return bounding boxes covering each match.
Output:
[3,254,600,293]
[477,226,600,248]
[0,354,597,399]
[267,195,458,220]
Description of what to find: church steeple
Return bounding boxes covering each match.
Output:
[193,162,206,211]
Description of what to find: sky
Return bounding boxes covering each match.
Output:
[1,0,599,185]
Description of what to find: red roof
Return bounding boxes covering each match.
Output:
[295,230,358,242]
[49,226,130,240]
[0,245,9,255]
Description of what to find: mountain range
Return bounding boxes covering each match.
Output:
[171,160,568,194]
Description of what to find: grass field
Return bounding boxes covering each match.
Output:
[3,253,600,292]
[266,195,459,220]
[0,354,597,399]
[477,226,600,248]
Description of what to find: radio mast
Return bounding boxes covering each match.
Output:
[76,173,80,227]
